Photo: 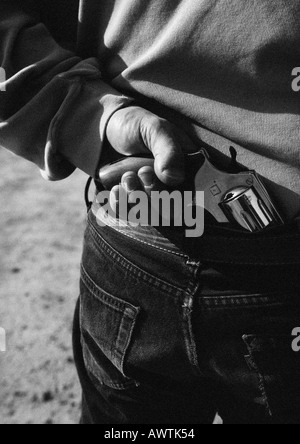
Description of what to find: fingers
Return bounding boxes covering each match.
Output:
[138,166,158,194]
[109,185,121,216]
[121,171,142,204]
[109,167,159,217]
[110,171,142,215]
[140,114,186,186]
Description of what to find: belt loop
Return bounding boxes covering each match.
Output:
[84,177,93,212]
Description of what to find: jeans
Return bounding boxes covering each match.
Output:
[73,202,300,424]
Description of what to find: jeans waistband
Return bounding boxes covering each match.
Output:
[91,192,300,266]
[91,197,187,257]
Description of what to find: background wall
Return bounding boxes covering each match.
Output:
[0,148,88,424]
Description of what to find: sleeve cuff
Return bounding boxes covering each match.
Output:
[43,73,134,180]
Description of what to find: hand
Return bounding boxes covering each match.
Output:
[106,106,196,187]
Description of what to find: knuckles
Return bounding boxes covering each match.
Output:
[109,106,175,141]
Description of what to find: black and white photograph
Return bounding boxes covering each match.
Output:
[1,0,300,427]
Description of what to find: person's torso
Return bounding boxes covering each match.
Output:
[76,0,300,218]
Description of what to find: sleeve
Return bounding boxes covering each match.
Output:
[0,1,133,180]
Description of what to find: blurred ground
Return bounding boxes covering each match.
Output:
[0,149,88,424]
[0,149,225,425]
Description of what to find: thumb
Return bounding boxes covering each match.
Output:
[139,114,185,186]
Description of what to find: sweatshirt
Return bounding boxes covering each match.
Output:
[0,0,299,216]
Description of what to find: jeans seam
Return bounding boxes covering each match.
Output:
[202,302,285,310]
[81,266,139,314]
[201,293,295,308]
[242,336,273,418]
[202,293,285,299]
[119,307,141,381]
[182,263,202,374]
[108,227,188,258]
[83,343,139,390]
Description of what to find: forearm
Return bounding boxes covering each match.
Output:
[0,1,133,180]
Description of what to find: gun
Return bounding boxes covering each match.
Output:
[99,148,284,233]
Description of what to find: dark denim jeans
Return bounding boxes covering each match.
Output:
[73,204,300,425]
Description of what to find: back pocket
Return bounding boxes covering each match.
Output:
[80,267,141,390]
[243,334,300,423]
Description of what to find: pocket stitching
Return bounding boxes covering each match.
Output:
[82,339,139,390]
[89,208,188,259]
[80,270,141,389]
[87,217,185,296]
[81,264,139,315]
